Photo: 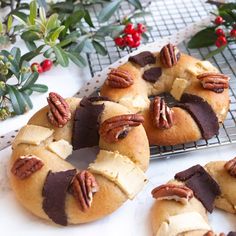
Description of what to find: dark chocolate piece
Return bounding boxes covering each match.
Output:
[176,94,219,139]
[72,97,105,150]
[142,67,162,83]
[175,165,220,213]
[42,169,76,226]
[88,96,111,103]
[129,51,156,67]
[174,164,203,181]
[228,232,236,236]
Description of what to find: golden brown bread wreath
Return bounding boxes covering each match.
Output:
[9,96,150,225]
[150,157,236,236]
[100,45,230,146]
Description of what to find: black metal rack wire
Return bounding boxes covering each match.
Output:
[86,0,236,159]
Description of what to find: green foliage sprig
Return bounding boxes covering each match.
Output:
[0,0,150,120]
[0,47,48,120]
[188,2,236,58]
[1,0,150,68]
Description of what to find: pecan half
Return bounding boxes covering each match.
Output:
[197,72,230,93]
[151,183,193,204]
[11,155,44,179]
[106,68,133,88]
[71,170,99,212]
[160,43,181,68]
[204,231,215,236]
[224,157,236,177]
[204,231,226,236]
[150,96,174,129]
[99,114,144,143]
[47,92,71,128]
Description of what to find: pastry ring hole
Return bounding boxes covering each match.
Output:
[66,146,99,170]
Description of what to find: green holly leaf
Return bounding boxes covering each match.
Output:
[84,10,94,28]
[205,45,227,59]
[49,26,65,42]
[53,45,69,67]
[188,27,217,49]
[7,15,13,32]
[0,21,3,34]
[30,84,48,93]
[67,52,87,67]
[12,12,28,25]
[92,40,107,56]
[20,45,45,66]
[98,0,122,23]
[29,0,37,25]
[127,0,142,9]
[10,47,21,64]
[7,85,27,114]
[21,30,41,41]
[21,91,33,109]
[46,14,59,31]
[21,72,39,90]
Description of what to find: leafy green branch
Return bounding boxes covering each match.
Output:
[188,2,236,58]
[0,47,48,120]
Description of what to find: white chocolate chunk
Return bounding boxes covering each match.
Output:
[12,125,54,148]
[119,95,150,112]
[89,150,147,199]
[186,60,218,76]
[47,139,72,159]
[156,212,211,236]
[196,61,218,72]
[170,78,189,101]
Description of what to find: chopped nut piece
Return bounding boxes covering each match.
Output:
[151,183,193,204]
[160,43,181,68]
[197,72,229,93]
[11,155,44,179]
[47,92,71,128]
[71,170,99,211]
[150,97,174,129]
[106,68,133,88]
[99,114,144,143]
[224,157,236,177]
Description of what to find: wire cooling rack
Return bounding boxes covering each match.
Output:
[86,0,236,159]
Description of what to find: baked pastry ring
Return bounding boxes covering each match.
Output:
[9,94,150,225]
[151,157,236,236]
[100,44,230,146]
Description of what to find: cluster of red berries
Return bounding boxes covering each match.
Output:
[114,23,146,49]
[31,59,53,74]
[214,16,236,48]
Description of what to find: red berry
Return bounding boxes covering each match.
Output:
[230,29,236,38]
[214,16,224,25]
[31,62,43,74]
[132,32,141,42]
[124,35,134,47]
[114,37,125,47]
[124,23,135,34]
[41,59,53,72]
[137,23,146,34]
[215,28,225,36]
[215,36,227,48]
[131,40,140,48]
